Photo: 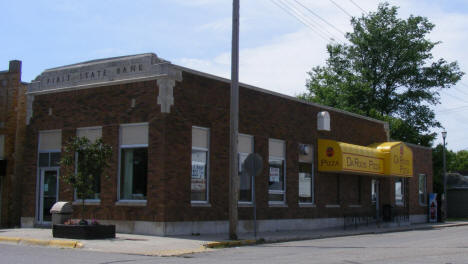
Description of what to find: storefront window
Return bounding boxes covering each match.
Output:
[298,162,313,203]
[395,178,404,206]
[269,139,285,203]
[75,127,102,200]
[191,126,210,203]
[419,174,427,205]
[120,147,147,200]
[298,143,314,204]
[238,134,254,203]
[371,179,378,204]
[0,135,4,160]
[119,123,148,201]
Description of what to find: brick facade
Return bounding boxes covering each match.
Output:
[0,61,27,227]
[18,54,433,234]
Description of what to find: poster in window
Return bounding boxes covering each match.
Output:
[299,172,311,197]
[191,178,206,191]
[191,161,206,179]
[269,167,280,182]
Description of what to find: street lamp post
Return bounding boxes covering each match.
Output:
[442,131,447,222]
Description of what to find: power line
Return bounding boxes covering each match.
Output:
[269,0,336,43]
[293,0,347,36]
[348,0,367,14]
[284,0,345,42]
[329,0,353,18]
[270,0,329,42]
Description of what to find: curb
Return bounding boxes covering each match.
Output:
[0,236,83,249]
[204,223,468,249]
[204,239,258,248]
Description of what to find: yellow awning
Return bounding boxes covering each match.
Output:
[318,139,413,177]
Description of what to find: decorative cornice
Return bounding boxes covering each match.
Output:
[27,53,182,95]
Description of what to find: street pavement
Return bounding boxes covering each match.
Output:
[1,224,468,263]
[0,221,467,256]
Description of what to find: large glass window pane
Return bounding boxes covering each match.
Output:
[39,153,49,167]
[50,152,61,167]
[298,162,312,203]
[120,148,147,200]
[76,153,100,200]
[239,153,252,202]
[371,179,377,204]
[191,149,208,201]
[419,174,427,204]
[268,159,284,202]
[395,178,404,205]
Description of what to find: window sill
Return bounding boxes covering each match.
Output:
[115,200,147,207]
[191,202,211,207]
[268,203,288,208]
[395,203,405,207]
[72,200,100,206]
[299,203,316,208]
[238,202,253,207]
[325,204,340,208]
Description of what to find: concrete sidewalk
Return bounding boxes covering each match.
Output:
[1,221,467,256]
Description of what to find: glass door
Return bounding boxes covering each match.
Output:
[39,168,59,223]
[372,179,380,220]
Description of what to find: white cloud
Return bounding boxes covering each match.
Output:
[175,0,468,150]
[176,28,329,96]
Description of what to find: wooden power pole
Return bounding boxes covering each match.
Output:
[229,0,240,240]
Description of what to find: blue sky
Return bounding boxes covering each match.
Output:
[2,0,468,151]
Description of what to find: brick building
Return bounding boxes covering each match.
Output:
[0,60,27,227]
[18,53,432,235]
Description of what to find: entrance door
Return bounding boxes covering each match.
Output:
[372,179,380,220]
[39,168,59,224]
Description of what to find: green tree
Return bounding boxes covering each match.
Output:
[452,150,468,174]
[60,137,112,224]
[300,2,463,146]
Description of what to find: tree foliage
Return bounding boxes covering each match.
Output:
[432,144,468,194]
[60,137,112,222]
[300,3,463,146]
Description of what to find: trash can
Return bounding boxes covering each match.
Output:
[382,204,393,222]
[50,201,73,225]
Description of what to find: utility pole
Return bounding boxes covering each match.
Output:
[442,131,447,222]
[229,0,240,240]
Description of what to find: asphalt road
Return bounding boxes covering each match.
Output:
[2,225,468,264]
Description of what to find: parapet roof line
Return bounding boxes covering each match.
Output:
[173,64,388,126]
[43,53,161,73]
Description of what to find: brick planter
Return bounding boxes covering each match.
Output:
[52,224,115,239]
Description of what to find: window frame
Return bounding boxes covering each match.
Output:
[395,178,405,206]
[191,126,210,205]
[418,174,427,206]
[117,123,148,204]
[238,133,254,205]
[37,129,62,222]
[371,179,377,204]
[298,144,314,205]
[0,134,5,160]
[268,138,286,205]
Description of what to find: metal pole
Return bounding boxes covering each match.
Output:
[253,162,257,239]
[442,132,447,222]
[229,0,240,240]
